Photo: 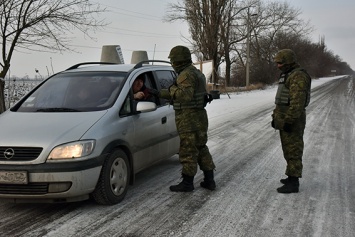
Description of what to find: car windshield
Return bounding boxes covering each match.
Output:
[16,71,126,112]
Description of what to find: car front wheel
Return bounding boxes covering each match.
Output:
[91,149,130,205]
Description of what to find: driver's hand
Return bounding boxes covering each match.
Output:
[134,91,145,100]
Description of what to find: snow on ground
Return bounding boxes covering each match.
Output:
[206,75,343,119]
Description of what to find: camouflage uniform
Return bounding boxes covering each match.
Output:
[170,65,215,176]
[160,45,216,192]
[272,49,311,193]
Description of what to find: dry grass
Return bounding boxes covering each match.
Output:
[211,82,267,93]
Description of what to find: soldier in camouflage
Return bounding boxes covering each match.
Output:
[159,45,216,192]
[271,49,311,193]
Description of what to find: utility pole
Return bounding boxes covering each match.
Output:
[246,10,257,87]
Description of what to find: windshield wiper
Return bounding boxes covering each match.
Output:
[36,108,81,112]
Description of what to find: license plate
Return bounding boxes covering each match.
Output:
[0,171,28,184]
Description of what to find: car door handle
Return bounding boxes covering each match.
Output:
[161,116,167,124]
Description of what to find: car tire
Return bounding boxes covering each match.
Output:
[91,149,130,205]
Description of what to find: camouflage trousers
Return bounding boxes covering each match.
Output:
[179,130,215,176]
[175,108,215,176]
[279,112,306,177]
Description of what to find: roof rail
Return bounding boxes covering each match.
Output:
[65,62,118,70]
[134,60,171,69]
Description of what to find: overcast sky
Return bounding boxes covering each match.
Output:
[280,0,355,70]
[7,0,355,78]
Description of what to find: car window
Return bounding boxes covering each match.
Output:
[119,94,132,116]
[120,70,168,116]
[17,72,126,112]
[154,70,176,105]
[131,72,160,104]
[155,70,176,89]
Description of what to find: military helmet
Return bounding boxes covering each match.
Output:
[274,49,296,64]
[168,45,191,62]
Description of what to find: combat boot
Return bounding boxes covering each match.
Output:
[280,176,290,184]
[200,170,216,191]
[277,176,299,193]
[170,174,194,192]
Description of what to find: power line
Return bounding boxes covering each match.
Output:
[89,2,182,38]
[97,27,179,38]
[107,11,161,21]
[68,44,170,53]
[92,1,163,21]
[106,26,180,37]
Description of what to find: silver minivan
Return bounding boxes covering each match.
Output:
[0,61,179,205]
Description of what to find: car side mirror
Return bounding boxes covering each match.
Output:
[135,101,157,113]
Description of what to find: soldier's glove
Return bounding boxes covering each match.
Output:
[204,93,213,107]
[147,88,160,97]
[283,123,292,133]
[271,120,275,128]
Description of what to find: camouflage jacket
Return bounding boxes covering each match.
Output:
[160,64,207,110]
[273,64,311,125]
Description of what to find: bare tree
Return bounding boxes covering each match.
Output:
[165,0,352,88]
[165,0,229,84]
[219,0,261,86]
[0,77,4,112]
[0,0,107,113]
[232,1,313,86]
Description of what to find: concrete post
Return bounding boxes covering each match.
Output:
[100,45,124,64]
[131,51,149,64]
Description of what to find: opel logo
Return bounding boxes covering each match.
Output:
[4,148,15,159]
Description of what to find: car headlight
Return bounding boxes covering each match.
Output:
[48,140,95,160]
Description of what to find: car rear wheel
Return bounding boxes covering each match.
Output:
[91,149,130,205]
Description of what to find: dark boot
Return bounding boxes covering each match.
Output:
[170,174,194,192]
[277,176,299,193]
[280,176,290,184]
[200,170,216,191]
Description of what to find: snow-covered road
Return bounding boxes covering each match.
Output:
[0,75,354,237]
